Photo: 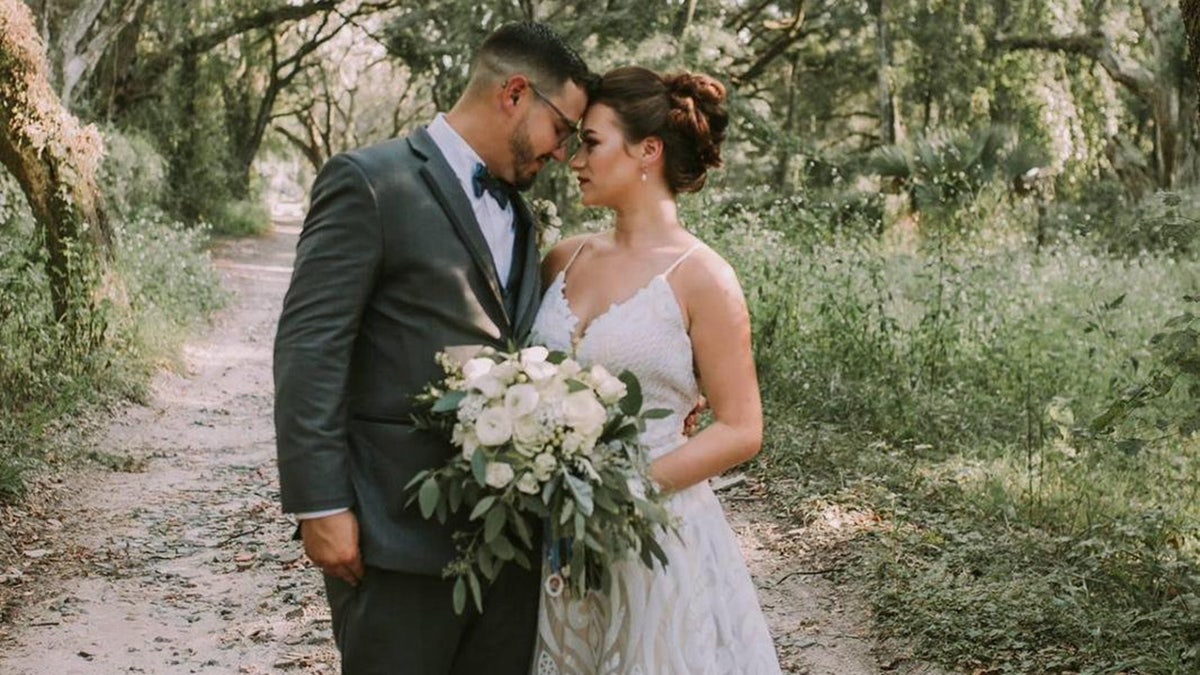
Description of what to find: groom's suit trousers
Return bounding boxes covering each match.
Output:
[325,563,540,675]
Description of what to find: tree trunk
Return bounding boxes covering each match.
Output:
[773,56,799,194]
[0,0,111,334]
[54,0,148,110]
[1183,0,1200,106]
[673,0,698,38]
[869,0,896,145]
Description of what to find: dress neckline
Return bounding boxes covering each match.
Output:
[552,270,673,348]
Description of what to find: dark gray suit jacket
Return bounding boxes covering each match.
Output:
[274,128,542,574]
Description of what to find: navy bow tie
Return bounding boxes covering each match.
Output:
[472,163,511,209]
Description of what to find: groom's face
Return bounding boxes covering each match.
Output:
[507,79,588,191]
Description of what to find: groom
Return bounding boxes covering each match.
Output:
[273,22,593,674]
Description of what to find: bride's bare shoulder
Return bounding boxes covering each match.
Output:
[673,241,748,317]
[541,233,599,284]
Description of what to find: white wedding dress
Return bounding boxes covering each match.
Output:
[527,240,782,675]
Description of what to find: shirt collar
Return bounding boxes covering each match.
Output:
[426,113,486,188]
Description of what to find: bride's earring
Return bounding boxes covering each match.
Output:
[640,164,647,182]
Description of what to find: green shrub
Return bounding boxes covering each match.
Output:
[209,196,272,237]
[98,126,168,219]
[0,140,226,500]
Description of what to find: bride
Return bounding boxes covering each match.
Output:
[529,66,783,675]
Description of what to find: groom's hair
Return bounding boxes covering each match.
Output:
[468,22,596,96]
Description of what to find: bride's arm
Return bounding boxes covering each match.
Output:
[648,252,762,492]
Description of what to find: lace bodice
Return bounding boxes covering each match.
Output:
[529,245,699,453]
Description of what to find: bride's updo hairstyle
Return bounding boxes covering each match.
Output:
[594,66,728,194]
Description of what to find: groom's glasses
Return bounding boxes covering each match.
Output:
[529,82,579,151]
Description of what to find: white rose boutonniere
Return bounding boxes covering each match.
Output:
[529,198,563,249]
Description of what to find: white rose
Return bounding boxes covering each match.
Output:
[563,390,607,436]
[523,360,558,382]
[533,452,557,481]
[557,359,582,378]
[513,414,548,452]
[490,360,520,383]
[504,384,540,417]
[520,346,549,365]
[596,375,627,405]
[462,357,494,381]
[474,406,513,446]
[485,462,515,489]
[587,364,613,383]
[516,472,540,495]
[467,374,505,399]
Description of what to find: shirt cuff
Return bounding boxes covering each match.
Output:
[293,507,350,520]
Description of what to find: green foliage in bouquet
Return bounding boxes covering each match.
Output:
[405,346,676,614]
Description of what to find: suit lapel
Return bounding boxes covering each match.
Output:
[408,129,509,328]
[510,196,543,342]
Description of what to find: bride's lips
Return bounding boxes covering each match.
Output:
[577,178,590,188]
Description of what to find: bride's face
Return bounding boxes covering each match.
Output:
[569,104,642,209]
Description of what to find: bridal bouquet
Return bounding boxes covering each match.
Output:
[406,345,675,614]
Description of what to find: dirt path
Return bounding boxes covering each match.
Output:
[0,226,943,674]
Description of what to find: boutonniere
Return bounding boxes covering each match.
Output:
[528,198,563,250]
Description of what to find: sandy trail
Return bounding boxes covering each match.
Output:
[0,225,943,674]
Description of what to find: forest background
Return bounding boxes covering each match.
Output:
[2,1,1200,672]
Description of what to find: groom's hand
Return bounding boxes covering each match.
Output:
[683,395,708,436]
[300,511,364,586]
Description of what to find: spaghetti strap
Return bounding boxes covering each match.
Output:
[663,243,703,277]
[562,235,597,274]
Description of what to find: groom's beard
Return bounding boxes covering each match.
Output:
[509,120,548,191]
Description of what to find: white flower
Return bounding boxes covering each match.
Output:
[520,346,549,365]
[557,359,582,378]
[561,430,594,457]
[453,422,481,461]
[541,226,562,247]
[490,360,520,383]
[467,374,505,399]
[523,360,558,382]
[563,390,607,436]
[513,414,549,453]
[587,364,613,383]
[461,433,480,461]
[504,383,540,417]
[462,357,494,381]
[474,406,513,446]
[456,393,486,423]
[485,462,515,489]
[516,472,540,494]
[533,452,557,481]
[595,374,627,405]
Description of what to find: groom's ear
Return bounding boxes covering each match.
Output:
[500,75,531,112]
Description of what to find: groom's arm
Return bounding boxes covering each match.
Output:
[274,155,382,582]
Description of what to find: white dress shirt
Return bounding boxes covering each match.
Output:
[295,116,517,521]
[426,113,517,285]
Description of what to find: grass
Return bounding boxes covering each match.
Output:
[679,189,1200,674]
